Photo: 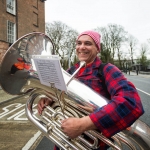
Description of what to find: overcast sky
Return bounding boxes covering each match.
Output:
[45,0,150,44]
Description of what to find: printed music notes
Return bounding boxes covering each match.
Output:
[32,55,67,92]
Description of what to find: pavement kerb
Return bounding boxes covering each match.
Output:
[123,71,150,78]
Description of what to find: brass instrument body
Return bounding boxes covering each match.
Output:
[0,32,150,150]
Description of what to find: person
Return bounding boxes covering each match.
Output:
[10,57,25,75]
[10,57,32,75]
[37,30,144,150]
[136,65,139,75]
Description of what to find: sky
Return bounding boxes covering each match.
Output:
[45,0,150,44]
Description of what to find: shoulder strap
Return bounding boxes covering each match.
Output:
[98,63,108,92]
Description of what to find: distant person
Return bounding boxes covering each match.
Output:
[10,58,25,75]
[129,67,130,75]
[10,57,31,75]
[136,66,139,75]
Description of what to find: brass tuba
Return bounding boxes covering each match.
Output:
[0,32,150,150]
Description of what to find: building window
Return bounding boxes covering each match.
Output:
[7,21,16,44]
[33,0,38,8]
[33,12,38,27]
[6,0,16,15]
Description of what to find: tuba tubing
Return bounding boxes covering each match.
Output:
[25,89,122,150]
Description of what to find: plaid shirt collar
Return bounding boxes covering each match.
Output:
[71,56,102,76]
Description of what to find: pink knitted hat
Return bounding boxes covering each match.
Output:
[77,30,101,51]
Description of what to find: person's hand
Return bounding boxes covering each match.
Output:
[61,116,97,139]
[37,97,53,115]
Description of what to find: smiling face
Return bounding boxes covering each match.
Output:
[76,35,99,64]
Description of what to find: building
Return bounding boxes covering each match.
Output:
[0,0,46,62]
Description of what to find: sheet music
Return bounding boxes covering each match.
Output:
[32,55,67,92]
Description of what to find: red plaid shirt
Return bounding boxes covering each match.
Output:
[66,56,144,149]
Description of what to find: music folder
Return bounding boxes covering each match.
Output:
[32,55,67,92]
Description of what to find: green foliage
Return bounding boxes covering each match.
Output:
[62,59,69,70]
[100,43,113,63]
[138,43,149,71]
[73,55,79,64]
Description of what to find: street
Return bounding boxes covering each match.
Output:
[0,96,40,150]
[0,72,150,150]
[124,72,150,127]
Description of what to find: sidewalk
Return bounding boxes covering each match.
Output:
[124,71,150,78]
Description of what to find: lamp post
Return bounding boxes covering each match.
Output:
[68,48,71,68]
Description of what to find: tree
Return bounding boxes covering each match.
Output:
[127,34,138,64]
[100,43,113,63]
[45,21,78,68]
[138,43,149,71]
[95,27,113,63]
[95,24,127,68]
[108,24,127,66]
[64,29,78,68]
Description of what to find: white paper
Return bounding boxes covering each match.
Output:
[32,55,67,92]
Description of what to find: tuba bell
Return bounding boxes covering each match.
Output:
[0,32,150,150]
